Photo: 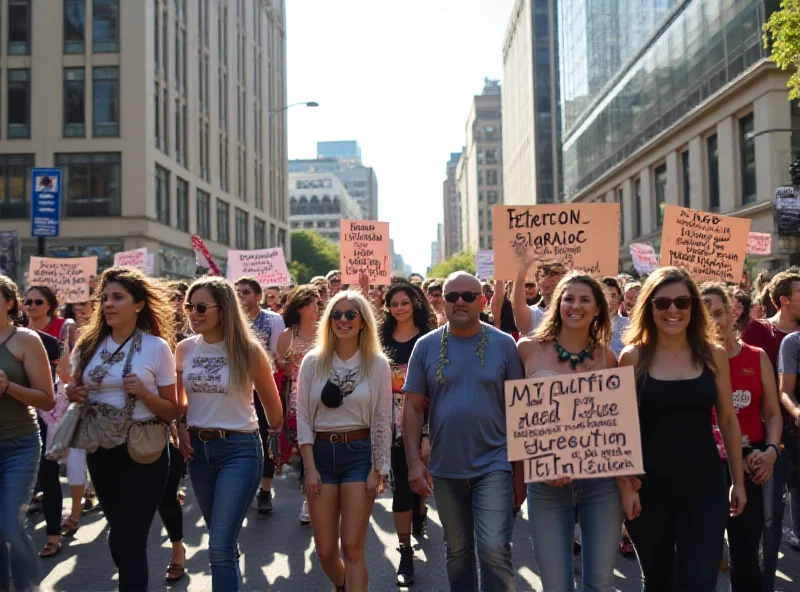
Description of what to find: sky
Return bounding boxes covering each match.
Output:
[286,0,516,274]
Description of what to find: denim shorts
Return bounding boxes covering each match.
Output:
[313,437,372,485]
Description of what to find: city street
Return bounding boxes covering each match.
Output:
[32,467,800,591]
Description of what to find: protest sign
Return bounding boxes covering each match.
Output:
[491,204,620,280]
[505,365,643,483]
[746,232,772,256]
[475,250,494,280]
[0,231,19,278]
[340,220,391,285]
[227,247,292,287]
[629,243,659,275]
[146,253,156,275]
[28,256,97,303]
[113,248,148,272]
[774,184,800,235]
[660,205,750,283]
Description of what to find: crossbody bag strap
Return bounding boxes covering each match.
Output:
[124,329,144,423]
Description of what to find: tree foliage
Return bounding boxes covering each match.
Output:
[427,249,476,279]
[289,230,340,284]
[764,0,800,100]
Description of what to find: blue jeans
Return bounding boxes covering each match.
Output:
[189,431,263,592]
[433,470,514,591]
[761,452,787,592]
[0,432,42,592]
[313,437,373,484]
[528,478,623,591]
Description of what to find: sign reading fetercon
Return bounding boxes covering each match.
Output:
[30,168,62,238]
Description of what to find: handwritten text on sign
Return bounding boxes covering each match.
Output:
[28,256,97,304]
[660,205,751,283]
[113,248,148,273]
[746,232,772,256]
[226,247,292,287]
[340,220,391,285]
[491,204,620,280]
[505,366,643,482]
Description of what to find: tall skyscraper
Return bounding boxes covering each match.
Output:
[317,140,362,162]
[442,151,462,258]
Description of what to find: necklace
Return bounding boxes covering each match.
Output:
[553,336,595,370]
[436,323,488,384]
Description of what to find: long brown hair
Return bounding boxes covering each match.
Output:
[623,266,717,384]
[0,275,20,324]
[282,285,319,328]
[534,272,612,346]
[73,267,175,383]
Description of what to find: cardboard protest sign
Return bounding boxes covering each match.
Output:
[28,256,97,303]
[505,365,643,483]
[226,247,292,287]
[113,248,148,273]
[660,205,750,283]
[475,250,494,280]
[629,243,659,275]
[746,232,772,256]
[491,204,620,280]
[340,220,391,285]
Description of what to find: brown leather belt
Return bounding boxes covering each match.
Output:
[315,428,370,444]
[188,427,250,442]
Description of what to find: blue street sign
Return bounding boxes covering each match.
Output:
[30,168,62,238]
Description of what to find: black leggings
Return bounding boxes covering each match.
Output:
[391,445,418,513]
[254,393,275,480]
[626,467,728,591]
[727,457,765,591]
[157,444,185,542]
[37,420,63,537]
[87,444,169,592]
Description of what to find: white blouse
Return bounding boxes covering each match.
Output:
[296,350,392,475]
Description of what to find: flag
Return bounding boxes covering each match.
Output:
[191,235,220,276]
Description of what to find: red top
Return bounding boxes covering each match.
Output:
[43,317,66,340]
[728,343,766,445]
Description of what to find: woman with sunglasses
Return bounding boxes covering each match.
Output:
[65,267,178,591]
[176,277,282,591]
[276,285,320,524]
[701,283,782,590]
[618,267,745,589]
[297,290,392,592]
[378,282,435,586]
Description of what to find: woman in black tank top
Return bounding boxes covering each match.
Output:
[618,267,746,590]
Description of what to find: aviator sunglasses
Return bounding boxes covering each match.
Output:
[443,291,481,304]
[651,295,693,311]
[330,309,360,321]
[184,302,219,314]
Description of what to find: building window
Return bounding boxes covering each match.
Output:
[93,0,120,53]
[175,98,182,163]
[739,114,756,205]
[235,208,248,249]
[93,67,120,137]
[485,150,498,165]
[155,165,170,225]
[154,87,161,149]
[216,199,230,245]
[707,134,720,212]
[176,177,189,232]
[486,170,498,185]
[681,151,691,208]
[271,224,277,247]
[196,189,211,238]
[0,154,34,219]
[63,68,86,137]
[7,70,31,139]
[654,164,667,229]
[199,119,209,181]
[8,0,31,55]
[55,152,122,217]
[634,178,642,237]
[220,134,229,191]
[64,0,85,53]
[254,218,266,249]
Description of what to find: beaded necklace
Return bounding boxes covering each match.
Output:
[436,323,488,384]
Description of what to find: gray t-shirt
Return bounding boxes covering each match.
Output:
[778,331,800,376]
[403,323,523,479]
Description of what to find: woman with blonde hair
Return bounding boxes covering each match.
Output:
[297,290,392,592]
[65,267,178,591]
[618,267,745,589]
[517,271,621,590]
[176,277,283,591]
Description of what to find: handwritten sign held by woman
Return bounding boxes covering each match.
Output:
[339,220,391,285]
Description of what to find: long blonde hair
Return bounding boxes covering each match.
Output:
[186,277,259,394]
[311,290,385,383]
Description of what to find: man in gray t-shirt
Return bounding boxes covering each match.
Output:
[403,271,523,592]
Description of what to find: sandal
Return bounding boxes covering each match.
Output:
[61,516,81,537]
[165,547,186,583]
[39,541,62,558]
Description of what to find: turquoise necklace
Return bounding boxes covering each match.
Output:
[553,336,595,370]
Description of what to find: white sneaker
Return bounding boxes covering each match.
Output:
[299,498,310,525]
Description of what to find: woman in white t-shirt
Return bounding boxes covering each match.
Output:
[297,290,392,592]
[65,267,178,592]
[175,277,283,592]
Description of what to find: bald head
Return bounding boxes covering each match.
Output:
[443,271,481,294]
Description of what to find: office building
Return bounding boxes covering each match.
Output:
[457,79,503,251]
[288,170,362,242]
[502,0,560,205]
[558,0,799,270]
[0,0,290,281]
[442,150,462,258]
[317,140,361,162]
[290,154,379,220]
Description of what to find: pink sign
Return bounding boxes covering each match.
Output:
[746,232,772,255]
[629,243,659,275]
[226,247,292,287]
[113,248,148,272]
[28,256,97,303]
[340,220,391,285]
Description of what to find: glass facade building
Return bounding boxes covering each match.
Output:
[558,0,775,201]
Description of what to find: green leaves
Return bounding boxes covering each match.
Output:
[764,0,800,100]
[289,230,340,284]
[428,249,477,279]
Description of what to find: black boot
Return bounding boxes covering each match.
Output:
[256,488,273,514]
[412,506,427,538]
[396,544,415,586]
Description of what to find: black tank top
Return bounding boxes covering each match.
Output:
[638,366,720,481]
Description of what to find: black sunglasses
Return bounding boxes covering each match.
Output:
[24,298,45,306]
[330,309,360,321]
[444,291,481,304]
[184,302,220,314]
[652,296,693,311]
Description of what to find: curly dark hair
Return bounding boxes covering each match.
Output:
[26,285,59,318]
[379,282,435,344]
[282,285,319,328]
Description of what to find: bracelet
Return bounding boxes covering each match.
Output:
[1,382,9,396]
[766,443,780,458]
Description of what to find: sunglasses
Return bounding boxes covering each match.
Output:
[330,309,360,321]
[444,291,481,304]
[184,302,220,314]
[652,296,693,311]
[24,298,45,306]
[539,268,564,279]
[524,283,536,288]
